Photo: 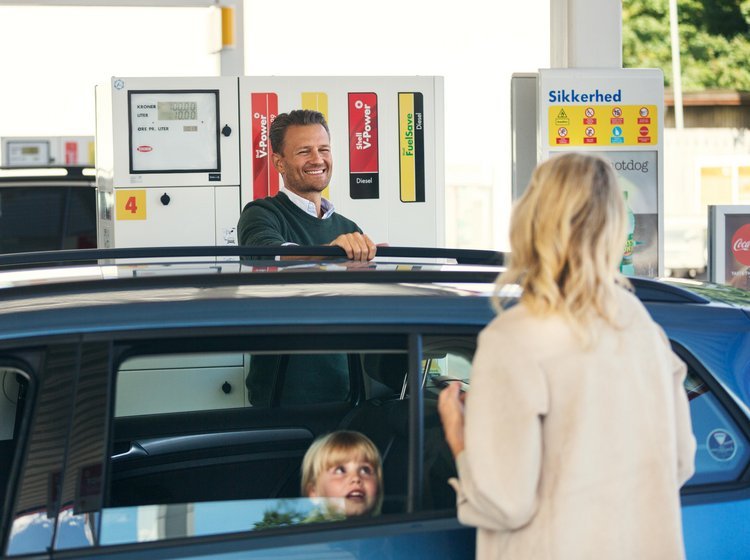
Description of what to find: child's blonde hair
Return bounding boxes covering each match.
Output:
[301,430,384,514]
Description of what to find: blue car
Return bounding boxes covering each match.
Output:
[0,246,748,559]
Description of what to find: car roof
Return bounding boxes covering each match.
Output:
[0,246,740,331]
[0,245,725,296]
[0,246,502,291]
[0,165,95,187]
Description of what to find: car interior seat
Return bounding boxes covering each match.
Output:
[337,353,457,513]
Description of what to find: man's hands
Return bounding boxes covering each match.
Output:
[329,232,377,262]
[438,382,466,458]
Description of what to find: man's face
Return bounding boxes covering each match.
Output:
[309,457,379,517]
[272,124,332,197]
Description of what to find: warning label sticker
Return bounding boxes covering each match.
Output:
[548,105,657,147]
[554,108,570,126]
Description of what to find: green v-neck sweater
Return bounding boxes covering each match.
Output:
[238,192,362,246]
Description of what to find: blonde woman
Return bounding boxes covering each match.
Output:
[438,153,696,559]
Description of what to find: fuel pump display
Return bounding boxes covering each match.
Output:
[157,101,198,120]
[5,141,49,166]
[129,91,219,173]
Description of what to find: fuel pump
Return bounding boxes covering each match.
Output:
[96,75,445,251]
[95,76,241,250]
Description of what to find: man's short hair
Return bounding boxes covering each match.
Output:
[269,109,330,154]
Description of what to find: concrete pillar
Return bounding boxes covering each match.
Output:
[218,0,244,75]
[550,0,622,68]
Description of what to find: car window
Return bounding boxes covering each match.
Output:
[421,336,477,510]
[416,336,750,497]
[683,367,750,487]
[0,185,96,253]
[9,337,417,554]
[101,340,411,546]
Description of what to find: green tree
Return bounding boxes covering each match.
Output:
[252,507,306,530]
[251,501,345,530]
[623,0,750,91]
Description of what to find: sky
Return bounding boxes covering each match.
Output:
[0,2,551,249]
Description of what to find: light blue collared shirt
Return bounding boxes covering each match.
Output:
[280,186,335,219]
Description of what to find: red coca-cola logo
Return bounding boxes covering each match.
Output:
[731,224,750,266]
[136,145,153,153]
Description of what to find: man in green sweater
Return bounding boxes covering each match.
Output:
[238,109,377,262]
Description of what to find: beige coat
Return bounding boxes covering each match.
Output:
[451,288,696,559]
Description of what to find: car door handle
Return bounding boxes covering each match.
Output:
[111,441,148,461]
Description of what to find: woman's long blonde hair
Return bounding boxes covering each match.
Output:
[494,153,631,342]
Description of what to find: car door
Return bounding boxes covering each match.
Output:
[2,329,476,559]
[5,316,750,559]
[673,343,750,559]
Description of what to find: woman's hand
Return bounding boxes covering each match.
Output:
[438,381,466,458]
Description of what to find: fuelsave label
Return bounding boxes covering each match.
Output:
[251,93,279,199]
[348,93,379,199]
[398,92,425,203]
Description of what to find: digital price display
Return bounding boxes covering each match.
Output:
[157,101,198,121]
[129,91,219,173]
[6,141,50,167]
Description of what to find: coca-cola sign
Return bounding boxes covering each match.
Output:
[731,224,750,266]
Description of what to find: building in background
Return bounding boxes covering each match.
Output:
[663,90,750,278]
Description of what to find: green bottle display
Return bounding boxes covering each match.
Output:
[620,190,636,275]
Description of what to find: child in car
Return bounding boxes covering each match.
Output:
[301,430,383,518]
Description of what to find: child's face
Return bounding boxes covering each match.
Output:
[309,456,379,517]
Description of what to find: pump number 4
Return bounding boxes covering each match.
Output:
[116,190,147,220]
